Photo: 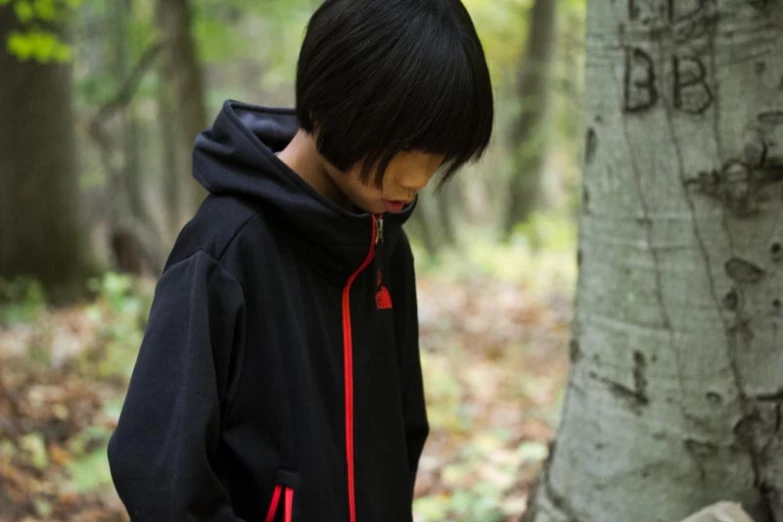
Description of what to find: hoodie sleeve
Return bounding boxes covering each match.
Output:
[394,237,430,494]
[108,250,246,522]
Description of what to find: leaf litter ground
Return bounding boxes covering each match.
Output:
[0,252,573,522]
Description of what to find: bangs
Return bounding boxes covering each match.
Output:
[297,0,494,188]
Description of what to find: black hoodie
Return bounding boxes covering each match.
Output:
[107,100,429,522]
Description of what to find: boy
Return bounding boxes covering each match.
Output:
[107,0,493,520]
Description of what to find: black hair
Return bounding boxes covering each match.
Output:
[296,0,494,188]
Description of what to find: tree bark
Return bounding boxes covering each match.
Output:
[156,0,208,237]
[0,9,93,301]
[524,1,783,521]
[503,0,558,238]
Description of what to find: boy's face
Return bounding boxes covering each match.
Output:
[325,151,446,215]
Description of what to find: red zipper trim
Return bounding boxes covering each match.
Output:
[284,488,294,522]
[265,485,282,522]
[341,216,378,522]
[265,484,294,522]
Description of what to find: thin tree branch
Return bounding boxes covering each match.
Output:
[95,40,163,121]
[87,41,162,224]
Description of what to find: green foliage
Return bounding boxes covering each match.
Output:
[79,272,150,379]
[0,0,84,19]
[19,432,49,470]
[414,224,577,292]
[511,210,578,252]
[126,0,156,57]
[191,16,247,62]
[75,71,120,106]
[192,0,312,68]
[86,272,140,315]
[2,0,83,62]
[66,446,113,492]
[66,424,114,492]
[70,0,159,108]
[7,29,71,61]
[0,276,47,326]
[462,0,530,89]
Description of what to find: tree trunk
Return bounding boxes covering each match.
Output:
[115,1,149,231]
[124,110,149,228]
[112,2,164,276]
[436,183,460,248]
[156,0,208,236]
[524,1,783,521]
[503,0,558,238]
[159,80,182,244]
[407,196,441,259]
[0,9,93,301]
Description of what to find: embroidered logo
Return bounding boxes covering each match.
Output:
[376,267,393,310]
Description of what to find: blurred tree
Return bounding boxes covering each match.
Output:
[553,3,588,219]
[114,1,148,238]
[523,1,783,521]
[156,0,208,240]
[0,5,94,301]
[406,203,440,259]
[407,190,457,259]
[503,0,558,239]
[436,184,460,248]
[87,1,164,276]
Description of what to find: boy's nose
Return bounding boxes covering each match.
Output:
[400,171,431,192]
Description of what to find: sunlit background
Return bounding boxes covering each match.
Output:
[0,1,586,520]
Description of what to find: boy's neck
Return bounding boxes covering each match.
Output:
[277,130,349,209]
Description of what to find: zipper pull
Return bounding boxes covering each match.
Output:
[375,215,384,246]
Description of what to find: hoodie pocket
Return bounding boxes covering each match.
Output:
[264,470,300,522]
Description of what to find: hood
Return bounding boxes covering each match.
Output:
[192,100,416,278]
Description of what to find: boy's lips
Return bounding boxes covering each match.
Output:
[382,200,408,213]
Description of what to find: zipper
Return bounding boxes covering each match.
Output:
[340,215,381,522]
[375,215,384,246]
